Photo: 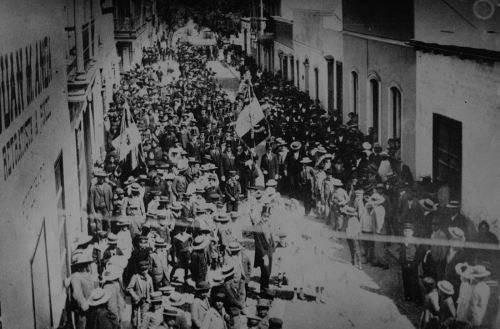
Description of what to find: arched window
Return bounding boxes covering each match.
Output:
[369,77,380,141]
[390,86,402,139]
[351,71,358,114]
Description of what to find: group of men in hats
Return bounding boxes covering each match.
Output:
[68,29,290,329]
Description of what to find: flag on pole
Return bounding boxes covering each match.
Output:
[235,88,269,147]
[112,102,142,168]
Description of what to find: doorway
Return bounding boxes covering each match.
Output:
[433,114,462,200]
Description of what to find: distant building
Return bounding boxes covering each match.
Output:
[412,0,500,228]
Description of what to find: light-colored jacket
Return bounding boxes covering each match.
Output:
[201,307,228,329]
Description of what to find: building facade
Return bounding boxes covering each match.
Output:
[413,0,500,229]
[342,0,416,172]
[114,0,157,72]
[0,0,80,328]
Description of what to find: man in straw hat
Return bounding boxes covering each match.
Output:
[102,266,125,326]
[86,288,119,329]
[190,235,210,285]
[298,157,315,216]
[223,262,246,329]
[150,237,171,289]
[225,171,241,212]
[69,250,97,329]
[444,227,469,301]
[89,169,113,233]
[462,265,491,326]
[127,259,154,328]
[399,222,421,303]
[192,281,211,329]
[140,291,164,329]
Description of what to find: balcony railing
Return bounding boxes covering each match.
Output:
[114,16,144,32]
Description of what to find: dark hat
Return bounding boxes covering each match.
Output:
[403,222,414,231]
[138,260,150,270]
[163,307,179,319]
[195,281,211,291]
[213,291,226,301]
[269,318,283,329]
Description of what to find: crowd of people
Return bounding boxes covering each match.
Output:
[67,20,499,329]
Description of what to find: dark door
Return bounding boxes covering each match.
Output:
[433,114,462,201]
[327,59,334,112]
[370,79,379,139]
[336,61,343,112]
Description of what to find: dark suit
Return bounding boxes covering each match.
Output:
[224,279,246,317]
[253,222,274,291]
[221,153,237,179]
[285,151,301,197]
[260,153,279,183]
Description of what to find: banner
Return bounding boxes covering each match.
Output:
[111,123,141,160]
[235,95,269,147]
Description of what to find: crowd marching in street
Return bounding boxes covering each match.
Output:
[67,21,499,329]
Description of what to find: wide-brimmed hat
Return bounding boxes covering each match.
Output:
[164,173,175,181]
[74,233,93,247]
[446,200,461,209]
[300,157,312,164]
[464,265,491,279]
[166,292,185,307]
[227,241,242,253]
[210,271,224,286]
[170,202,182,211]
[266,179,278,187]
[369,194,385,205]
[448,227,465,240]
[290,141,302,151]
[341,206,357,216]
[102,266,122,282]
[332,178,343,187]
[269,318,283,329]
[195,281,211,291]
[88,288,111,306]
[192,235,209,250]
[256,298,271,309]
[437,280,454,296]
[124,176,137,185]
[163,306,179,318]
[247,315,262,326]
[159,285,176,296]
[419,199,438,212]
[215,213,230,223]
[402,222,414,231]
[155,237,170,249]
[107,233,118,245]
[151,291,163,304]
[221,264,235,280]
[455,262,470,277]
[71,250,94,266]
[130,183,141,192]
[94,169,109,178]
[362,142,372,150]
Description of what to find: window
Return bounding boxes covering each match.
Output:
[351,71,358,114]
[290,56,294,84]
[369,78,380,140]
[336,61,343,112]
[326,57,334,112]
[390,87,402,139]
[82,23,90,66]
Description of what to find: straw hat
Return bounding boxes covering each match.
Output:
[88,288,111,306]
[215,213,230,223]
[210,271,224,286]
[163,306,179,319]
[159,285,176,296]
[448,227,465,240]
[300,157,312,164]
[332,178,343,187]
[290,141,302,151]
[192,235,209,251]
[71,250,94,266]
[437,280,454,296]
[102,266,122,282]
[419,199,438,212]
[151,291,163,304]
[222,264,235,280]
[94,169,109,178]
[341,206,357,217]
[446,200,460,209]
[464,265,491,279]
[266,179,278,187]
[227,241,242,253]
[362,142,372,150]
[124,176,137,185]
[165,292,185,307]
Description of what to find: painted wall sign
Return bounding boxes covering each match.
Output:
[0,36,53,182]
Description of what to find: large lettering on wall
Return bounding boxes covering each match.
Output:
[0,37,53,181]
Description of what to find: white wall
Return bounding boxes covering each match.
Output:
[0,0,81,328]
[416,51,500,231]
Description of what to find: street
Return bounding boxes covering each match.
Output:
[206,61,420,329]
